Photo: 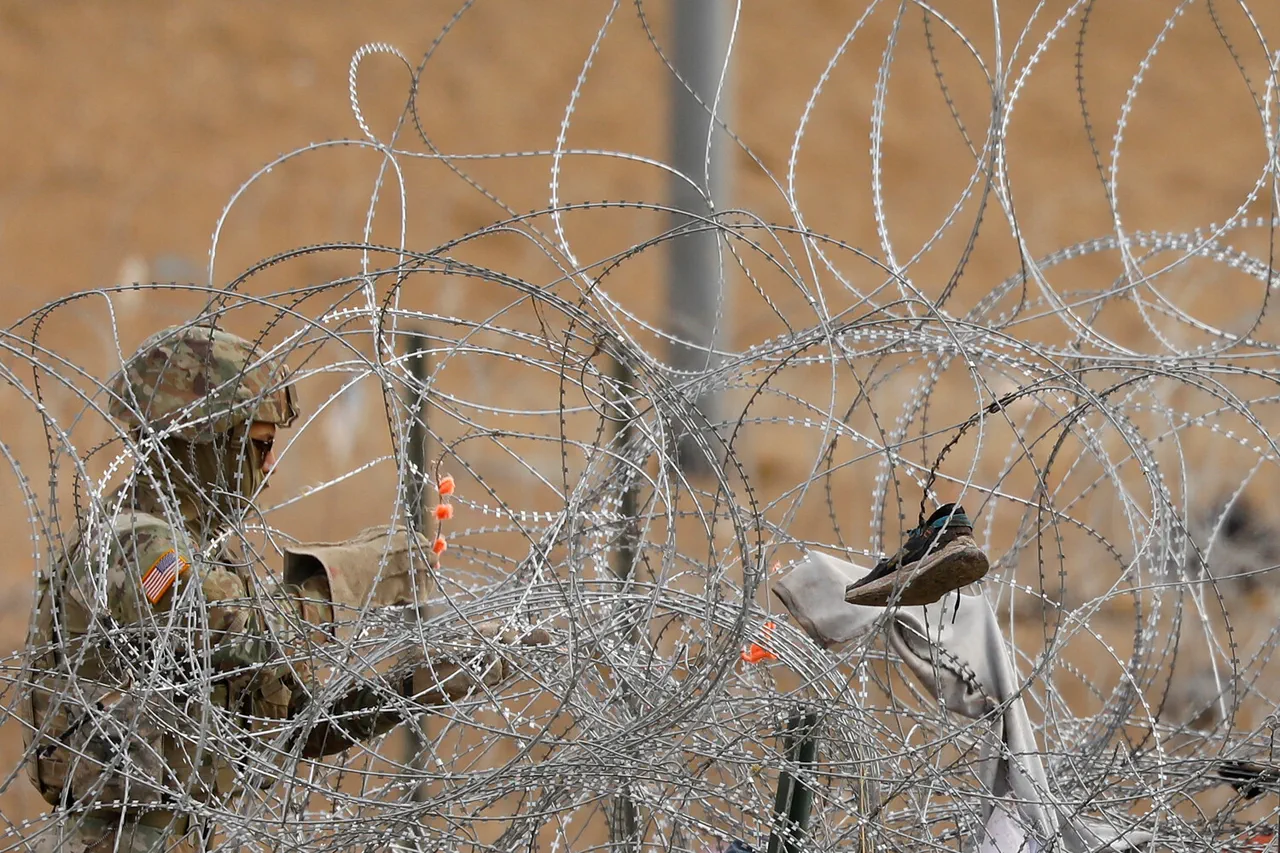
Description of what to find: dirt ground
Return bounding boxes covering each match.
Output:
[4,0,1280,839]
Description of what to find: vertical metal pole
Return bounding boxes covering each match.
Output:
[405,332,431,535]
[404,331,432,809]
[767,709,819,853]
[609,348,642,851]
[787,712,818,853]
[766,713,802,853]
[667,0,733,475]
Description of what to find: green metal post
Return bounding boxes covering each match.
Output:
[609,346,642,851]
[404,331,431,808]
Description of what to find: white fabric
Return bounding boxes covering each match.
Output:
[978,806,1044,853]
[773,551,1152,852]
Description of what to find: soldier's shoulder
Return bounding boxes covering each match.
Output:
[110,511,193,566]
[60,509,190,574]
[53,509,197,619]
[107,509,181,538]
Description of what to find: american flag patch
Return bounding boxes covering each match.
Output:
[141,549,189,604]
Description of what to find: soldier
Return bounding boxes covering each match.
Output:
[20,322,543,852]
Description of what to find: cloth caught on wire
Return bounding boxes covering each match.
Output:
[773,550,1153,852]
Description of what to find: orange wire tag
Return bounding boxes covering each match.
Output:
[1233,831,1275,851]
[740,620,779,664]
[434,473,455,556]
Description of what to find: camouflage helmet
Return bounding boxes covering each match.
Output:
[108,323,300,442]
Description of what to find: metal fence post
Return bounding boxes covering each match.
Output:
[609,346,643,851]
[767,709,819,853]
[403,331,432,810]
[667,0,734,475]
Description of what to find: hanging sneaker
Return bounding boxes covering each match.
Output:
[845,503,990,607]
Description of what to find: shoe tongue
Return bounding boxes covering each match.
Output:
[926,504,968,529]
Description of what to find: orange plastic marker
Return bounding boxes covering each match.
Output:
[740,620,779,663]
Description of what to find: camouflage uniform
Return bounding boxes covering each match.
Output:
[20,324,528,852]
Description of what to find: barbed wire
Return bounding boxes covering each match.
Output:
[4,1,1280,850]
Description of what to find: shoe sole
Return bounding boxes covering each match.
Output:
[844,535,990,607]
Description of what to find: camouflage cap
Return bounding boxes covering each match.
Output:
[108,323,300,442]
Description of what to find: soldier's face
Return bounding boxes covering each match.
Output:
[248,421,279,476]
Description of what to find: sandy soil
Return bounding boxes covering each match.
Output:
[4,0,1280,838]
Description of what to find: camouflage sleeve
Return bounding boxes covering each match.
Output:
[286,621,549,759]
[197,568,333,721]
[286,674,415,759]
[202,563,484,755]
[285,643,504,759]
[104,517,536,757]
[141,534,438,750]
[77,516,333,723]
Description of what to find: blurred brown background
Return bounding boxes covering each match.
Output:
[4,0,1280,837]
